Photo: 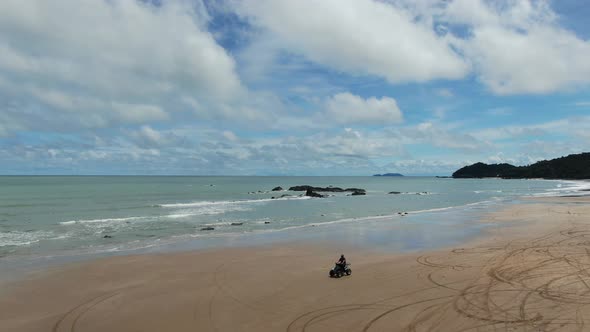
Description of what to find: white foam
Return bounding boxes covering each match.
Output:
[0,231,58,247]
[165,213,197,219]
[159,196,311,209]
[59,216,148,225]
[165,204,252,218]
[401,192,435,195]
[531,180,590,197]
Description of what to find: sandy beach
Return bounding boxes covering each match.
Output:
[2,196,590,332]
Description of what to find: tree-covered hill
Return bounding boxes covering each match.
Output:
[452,153,590,179]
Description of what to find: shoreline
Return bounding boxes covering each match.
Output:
[0,195,517,282]
[2,196,590,331]
[3,177,586,265]
[2,185,588,283]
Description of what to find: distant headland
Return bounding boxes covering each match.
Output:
[373,173,404,177]
[452,152,590,179]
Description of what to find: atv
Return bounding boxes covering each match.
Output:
[329,263,351,278]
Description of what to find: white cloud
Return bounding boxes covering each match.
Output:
[0,0,243,135]
[233,0,590,95]
[136,126,163,146]
[112,103,169,123]
[233,0,469,83]
[408,122,491,152]
[435,88,454,98]
[471,116,590,145]
[324,93,403,125]
[473,126,546,141]
[222,130,239,142]
[446,0,590,94]
[382,158,467,176]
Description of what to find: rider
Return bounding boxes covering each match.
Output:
[336,254,347,271]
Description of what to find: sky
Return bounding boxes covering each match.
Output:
[0,0,589,176]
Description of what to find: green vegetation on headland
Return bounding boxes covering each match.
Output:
[452,153,590,179]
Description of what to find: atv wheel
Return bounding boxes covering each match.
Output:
[346,269,351,276]
[329,270,335,277]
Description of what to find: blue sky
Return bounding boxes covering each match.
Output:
[0,0,589,175]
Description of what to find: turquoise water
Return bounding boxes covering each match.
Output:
[0,176,587,261]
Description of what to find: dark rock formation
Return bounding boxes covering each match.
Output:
[230,222,243,226]
[350,191,366,196]
[271,186,283,191]
[289,185,365,194]
[103,235,112,238]
[453,153,590,179]
[200,227,215,231]
[388,191,402,194]
[264,221,271,224]
[305,189,325,198]
[373,173,404,177]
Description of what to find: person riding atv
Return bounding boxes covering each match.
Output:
[336,254,346,271]
[329,254,351,278]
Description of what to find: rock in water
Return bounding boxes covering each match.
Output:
[271,186,283,191]
[305,189,325,198]
[288,185,365,193]
[200,227,215,231]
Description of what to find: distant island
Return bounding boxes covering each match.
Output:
[373,173,404,177]
[452,152,590,179]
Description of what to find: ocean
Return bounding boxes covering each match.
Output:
[1,176,588,268]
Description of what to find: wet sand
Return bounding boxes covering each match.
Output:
[1,196,590,331]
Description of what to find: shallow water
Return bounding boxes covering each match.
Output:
[0,176,587,265]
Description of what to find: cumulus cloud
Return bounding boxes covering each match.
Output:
[231,0,590,95]
[471,116,590,141]
[0,0,243,135]
[445,0,590,94]
[397,122,492,152]
[233,0,469,83]
[2,0,589,175]
[324,93,403,125]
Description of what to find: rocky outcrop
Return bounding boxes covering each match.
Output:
[305,189,325,198]
[289,185,365,194]
[388,191,401,194]
[271,186,283,191]
[200,227,215,231]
